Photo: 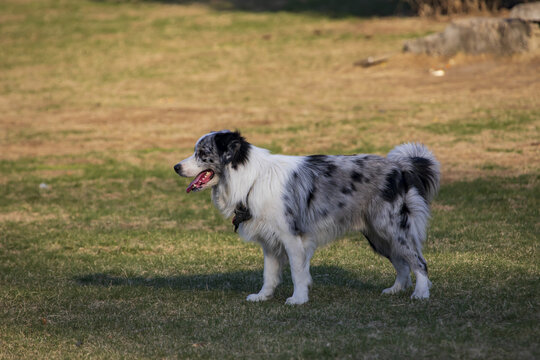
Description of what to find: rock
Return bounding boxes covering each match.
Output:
[403,17,539,56]
[509,2,540,22]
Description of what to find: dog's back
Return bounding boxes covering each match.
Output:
[281,144,440,247]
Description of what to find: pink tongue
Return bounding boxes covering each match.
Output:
[186,172,208,193]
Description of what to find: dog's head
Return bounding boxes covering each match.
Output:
[174,130,250,193]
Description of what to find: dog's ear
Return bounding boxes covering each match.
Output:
[215,131,250,169]
[222,140,242,164]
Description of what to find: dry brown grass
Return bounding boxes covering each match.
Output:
[0,2,538,182]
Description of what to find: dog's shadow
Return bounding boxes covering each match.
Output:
[75,266,377,293]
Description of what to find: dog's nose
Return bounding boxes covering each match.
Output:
[174,163,182,175]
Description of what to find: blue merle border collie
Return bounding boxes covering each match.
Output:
[174,130,440,305]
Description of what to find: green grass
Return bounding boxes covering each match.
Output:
[1,157,538,359]
[423,109,538,136]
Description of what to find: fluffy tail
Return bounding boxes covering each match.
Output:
[387,143,440,203]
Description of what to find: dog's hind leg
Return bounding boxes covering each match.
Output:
[247,244,286,302]
[363,230,412,295]
[389,234,431,299]
[410,251,431,299]
[365,225,430,298]
[382,256,412,295]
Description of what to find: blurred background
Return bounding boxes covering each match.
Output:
[1,0,538,180]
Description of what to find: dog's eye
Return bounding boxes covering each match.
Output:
[198,150,211,163]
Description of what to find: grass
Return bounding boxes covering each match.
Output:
[1,160,538,359]
[0,0,539,358]
[423,109,539,136]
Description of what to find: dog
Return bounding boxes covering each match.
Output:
[174,130,440,304]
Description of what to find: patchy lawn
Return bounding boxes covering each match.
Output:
[0,0,538,358]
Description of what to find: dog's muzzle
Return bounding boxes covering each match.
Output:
[174,163,183,176]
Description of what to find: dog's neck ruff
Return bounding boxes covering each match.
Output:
[211,145,302,238]
[212,146,270,218]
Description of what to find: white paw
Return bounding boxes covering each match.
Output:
[285,295,309,305]
[382,278,412,295]
[382,285,404,295]
[411,288,430,299]
[246,293,271,302]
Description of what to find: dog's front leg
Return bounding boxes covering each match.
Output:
[247,245,283,302]
[283,236,310,305]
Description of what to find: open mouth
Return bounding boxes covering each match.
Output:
[186,170,214,193]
